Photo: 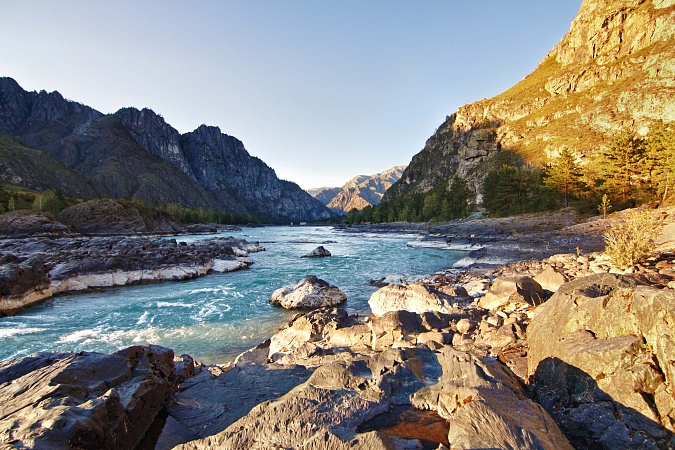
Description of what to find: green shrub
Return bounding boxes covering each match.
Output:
[603,210,661,268]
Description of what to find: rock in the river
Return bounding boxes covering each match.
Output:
[269,275,346,309]
[0,345,182,450]
[368,281,469,316]
[528,274,675,449]
[301,245,332,257]
[0,256,52,317]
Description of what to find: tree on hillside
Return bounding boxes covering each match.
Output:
[644,120,675,204]
[598,130,646,204]
[544,148,584,207]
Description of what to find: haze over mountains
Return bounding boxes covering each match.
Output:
[0,77,334,222]
[308,165,406,213]
[384,0,675,206]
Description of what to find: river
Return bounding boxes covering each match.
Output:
[0,226,466,363]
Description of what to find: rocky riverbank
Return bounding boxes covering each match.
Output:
[2,206,675,448]
[0,235,263,316]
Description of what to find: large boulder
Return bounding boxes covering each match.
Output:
[368,282,469,316]
[270,275,346,309]
[0,345,180,450]
[528,274,675,449]
[479,276,545,310]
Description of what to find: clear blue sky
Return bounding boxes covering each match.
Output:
[1,1,580,189]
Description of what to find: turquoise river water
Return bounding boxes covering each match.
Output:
[0,226,466,363]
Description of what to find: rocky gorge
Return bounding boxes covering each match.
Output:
[2,205,675,448]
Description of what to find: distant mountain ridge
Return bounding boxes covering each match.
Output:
[0,77,334,222]
[309,165,406,213]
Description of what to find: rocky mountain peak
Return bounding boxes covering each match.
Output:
[116,107,194,178]
[0,77,334,222]
[310,165,407,213]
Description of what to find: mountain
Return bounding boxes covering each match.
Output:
[0,78,334,222]
[309,165,407,213]
[384,0,675,205]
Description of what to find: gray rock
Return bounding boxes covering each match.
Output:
[0,256,52,316]
[301,245,332,257]
[270,275,346,310]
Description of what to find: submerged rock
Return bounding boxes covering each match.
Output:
[269,275,346,309]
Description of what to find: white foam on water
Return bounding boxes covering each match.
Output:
[57,329,100,344]
[156,301,194,308]
[0,327,45,339]
[137,311,150,325]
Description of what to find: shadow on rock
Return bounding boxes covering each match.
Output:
[532,357,675,449]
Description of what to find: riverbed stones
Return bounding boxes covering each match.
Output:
[269,275,346,310]
[528,274,675,449]
[0,345,180,450]
[368,282,469,316]
[301,245,331,257]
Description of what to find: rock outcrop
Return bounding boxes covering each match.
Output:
[384,0,675,205]
[165,306,572,449]
[528,274,675,449]
[269,276,346,309]
[0,345,186,449]
[0,257,51,317]
[58,199,182,236]
[309,165,406,213]
[0,77,335,223]
[0,236,261,315]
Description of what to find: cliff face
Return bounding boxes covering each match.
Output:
[0,78,334,222]
[310,165,407,213]
[385,0,675,204]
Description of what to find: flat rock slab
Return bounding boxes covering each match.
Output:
[0,345,178,450]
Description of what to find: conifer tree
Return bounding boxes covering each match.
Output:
[599,130,646,204]
[645,120,675,204]
[544,148,584,207]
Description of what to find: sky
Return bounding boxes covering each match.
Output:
[1,1,581,189]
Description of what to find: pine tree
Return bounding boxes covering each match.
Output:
[600,130,646,204]
[645,120,675,204]
[544,148,584,207]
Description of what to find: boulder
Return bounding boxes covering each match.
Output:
[528,274,675,449]
[533,266,568,293]
[269,275,346,310]
[368,282,467,316]
[301,245,331,257]
[408,347,573,450]
[0,345,180,450]
[479,276,545,310]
